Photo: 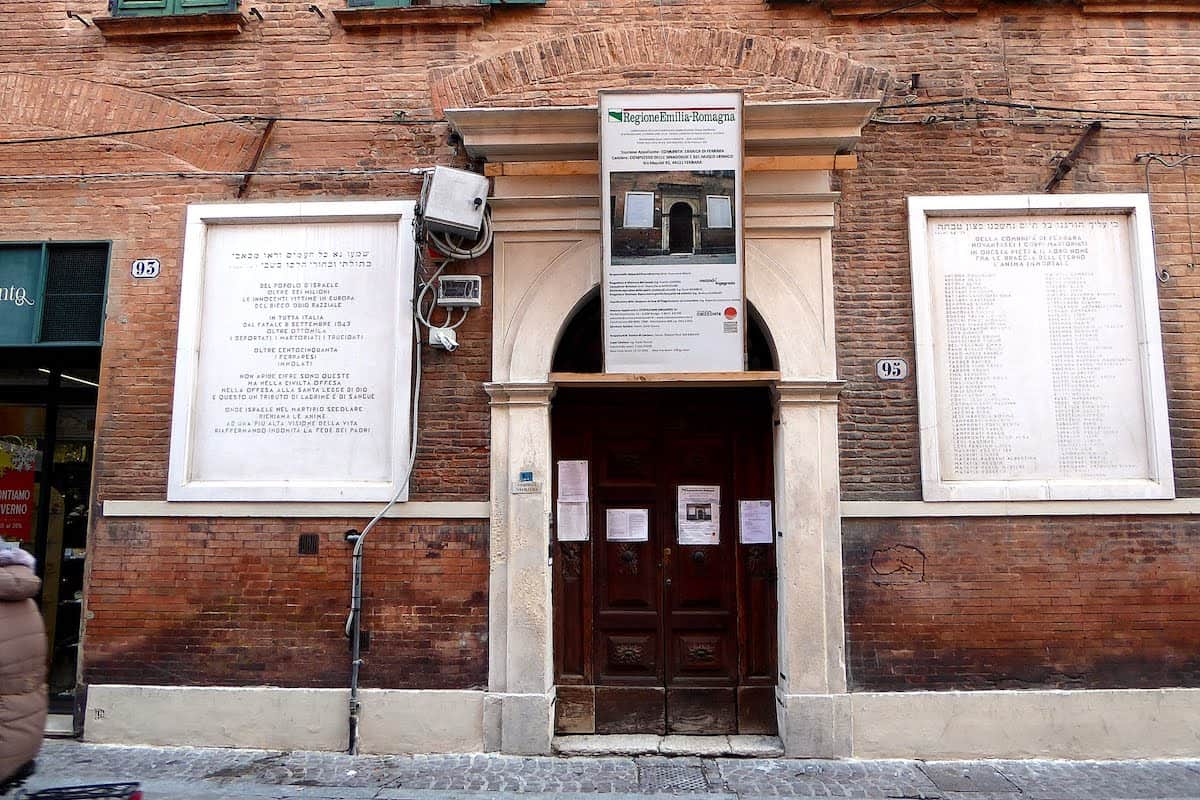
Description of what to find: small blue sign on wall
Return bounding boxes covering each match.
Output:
[0,247,42,345]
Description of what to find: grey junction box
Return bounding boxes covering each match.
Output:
[419,166,490,237]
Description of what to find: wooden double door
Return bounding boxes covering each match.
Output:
[552,388,778,735]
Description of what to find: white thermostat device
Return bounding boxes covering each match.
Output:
[419,166,490,237]
[437,275,483,307]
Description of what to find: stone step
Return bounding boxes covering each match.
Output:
[45,714,75,738]
[553,734,784,758]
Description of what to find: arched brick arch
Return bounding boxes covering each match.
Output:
[0,72,261,172]
[431,25,894,112]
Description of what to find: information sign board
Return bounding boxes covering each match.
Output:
[599,91,745,373]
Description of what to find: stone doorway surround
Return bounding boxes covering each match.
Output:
[446,100,877,756]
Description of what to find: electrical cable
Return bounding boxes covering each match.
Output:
[4,94,1198,149]
[1140,152,1200,281]
[874,96,1200,122]
[415,207,493,335]
[344,312,423,632]
[343,200,491,659]
[342,197,491,752]
[0,114,446,147]
[427,209,493,261]
[0,168,445,183]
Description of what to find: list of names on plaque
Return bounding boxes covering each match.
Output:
[189,221,404,485]
[928,214,1150,483]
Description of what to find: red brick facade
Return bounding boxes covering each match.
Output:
[83,519,488,688]
[844,516,1200,690]
[0,2,1197,700]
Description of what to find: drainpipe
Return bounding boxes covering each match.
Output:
[346,528,363,754]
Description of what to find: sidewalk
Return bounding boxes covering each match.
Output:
[12,740,1200,800]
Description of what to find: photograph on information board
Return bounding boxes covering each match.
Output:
[609,171,736,266]
[599,91,745,374]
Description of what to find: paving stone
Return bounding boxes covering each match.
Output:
[992,759,1200,799]
[921,762,1020,793]
[718,758,941,797]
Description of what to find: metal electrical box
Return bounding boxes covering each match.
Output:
[437,275,483,308]
[419,166,489,237]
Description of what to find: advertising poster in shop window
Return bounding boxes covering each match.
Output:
[0,441,36,542]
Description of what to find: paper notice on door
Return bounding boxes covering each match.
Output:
[557,501,589,542]
[606,508,649,542]
[557,460,589,503]
[738,499,774,544]
[677,485,720,546]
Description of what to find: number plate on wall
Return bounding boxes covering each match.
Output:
[876,358,908,381]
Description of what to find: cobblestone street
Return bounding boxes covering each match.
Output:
[8,741,1200,800]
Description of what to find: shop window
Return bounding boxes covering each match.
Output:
[0,243,108,346]
[109,0,236,16]
[0,371,100,713]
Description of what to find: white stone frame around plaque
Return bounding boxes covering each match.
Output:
[908,193,1174,501]
[167,200,417,502]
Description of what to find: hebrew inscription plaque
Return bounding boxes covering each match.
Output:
[910,196,1173,501]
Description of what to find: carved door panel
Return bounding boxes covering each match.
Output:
[552,388,776,736]
[592,491,664,733]
[664,426,739,733]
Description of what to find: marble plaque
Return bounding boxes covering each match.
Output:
[909,195,1173,501]
[168,201,416,501]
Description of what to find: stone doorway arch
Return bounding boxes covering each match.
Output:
[451,100,876,756]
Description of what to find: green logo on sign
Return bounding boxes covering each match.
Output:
[608,110,624,122]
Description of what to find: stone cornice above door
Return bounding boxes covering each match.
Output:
[445,99,878,164]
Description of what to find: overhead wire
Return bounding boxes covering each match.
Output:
[0,96,1196,150]
[875,96,1200,122]
[871,96,1200,131]
[1140,152,1200,278]
[0,169,448,183]
[0,114,445,147]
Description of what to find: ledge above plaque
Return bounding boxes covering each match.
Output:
[168,200,416,502]
[908,193,1174,502]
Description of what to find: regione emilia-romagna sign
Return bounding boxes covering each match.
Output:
[599,91,745,373]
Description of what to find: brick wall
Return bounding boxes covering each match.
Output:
[2,1,1198,692]
[845,516,1200,690]
[835,119,1200,500]
[0,94,490,689]
[83,518,488,688]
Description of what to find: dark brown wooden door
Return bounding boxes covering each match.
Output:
[552,388,777,736]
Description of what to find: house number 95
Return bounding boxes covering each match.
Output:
[131,259,161,279]
[876,358,909,381]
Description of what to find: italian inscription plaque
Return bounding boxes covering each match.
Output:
[909,195,1173,501]
[169,202,416,501]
